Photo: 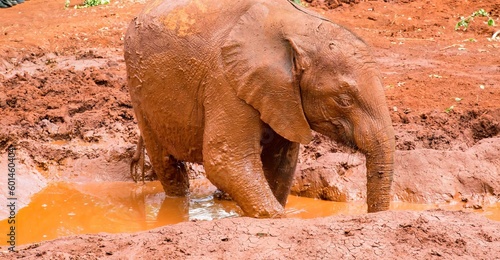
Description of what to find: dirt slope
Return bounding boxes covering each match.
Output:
[3,210,500,259]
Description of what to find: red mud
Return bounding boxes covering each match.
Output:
[7,210,500,259]
[0,0,499,258]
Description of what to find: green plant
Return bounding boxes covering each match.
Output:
[291,0,302,5]
[84,0,109,6]
[455,9,496,31]
[72,0,110,9]
[445,98,463,113]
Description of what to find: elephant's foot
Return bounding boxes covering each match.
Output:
[204,161,285,218]
[248,204,286,218]
[160,182,189,197]
[203,159,286,218]
[160,178,189,197]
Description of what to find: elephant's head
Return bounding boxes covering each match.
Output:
[221,1,395,212]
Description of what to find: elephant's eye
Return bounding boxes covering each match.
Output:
[334,94,353,108]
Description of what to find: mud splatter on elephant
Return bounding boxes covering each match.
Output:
[124,0,395,218]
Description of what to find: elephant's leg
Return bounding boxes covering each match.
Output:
[158,154,189,196]
[202,102,285,218]
[260,126,300,206]
[140,123,189,197]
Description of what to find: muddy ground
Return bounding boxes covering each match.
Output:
[6,210,500,259]
[0,0,499,258]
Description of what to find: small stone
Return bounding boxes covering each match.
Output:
[40,119,59,135]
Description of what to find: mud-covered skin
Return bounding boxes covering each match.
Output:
[124,0,395,217]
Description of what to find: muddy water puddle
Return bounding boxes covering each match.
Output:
[1,180,499,246]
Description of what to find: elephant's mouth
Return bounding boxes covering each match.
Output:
[313,119,357,150]
[333,118,356,144]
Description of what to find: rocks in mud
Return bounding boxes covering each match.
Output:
[82,130,101,143]
[39,119,60,135]
[0,132,15,151]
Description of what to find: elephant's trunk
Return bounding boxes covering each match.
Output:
[365,153,394,212]
[355,120,395,213]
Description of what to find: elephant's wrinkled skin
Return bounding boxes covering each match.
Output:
[124,0,395,218]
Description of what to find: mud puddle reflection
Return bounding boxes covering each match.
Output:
[1,180,498,245]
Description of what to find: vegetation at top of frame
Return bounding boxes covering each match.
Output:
[291,0,302,5]
[456,9,496,31]
[82,0,109,7]
[66,0,110,9]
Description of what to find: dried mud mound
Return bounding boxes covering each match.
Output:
[292,134,500,204]
[0,49,134,148]
[4,210,499,259]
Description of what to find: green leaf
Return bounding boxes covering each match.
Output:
[457,20,470,30]
[455,20,468,30]
[455,9,494,31]
[444,105,454,113]
[80,0,109,8]
[488,18,495,26]
[477,9,488,17]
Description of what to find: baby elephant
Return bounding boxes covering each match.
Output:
[124,0,395,218]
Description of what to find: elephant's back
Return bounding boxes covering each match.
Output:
[123,0,296,162]
[124,0,297,69]
[123,0,251,163]
[123,0,252,93]
[125,0,248,55]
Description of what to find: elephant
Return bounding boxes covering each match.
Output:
[124,0,395,218]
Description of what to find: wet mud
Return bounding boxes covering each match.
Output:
[0,179,498,246]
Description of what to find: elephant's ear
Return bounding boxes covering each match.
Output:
[221,3,312,144]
